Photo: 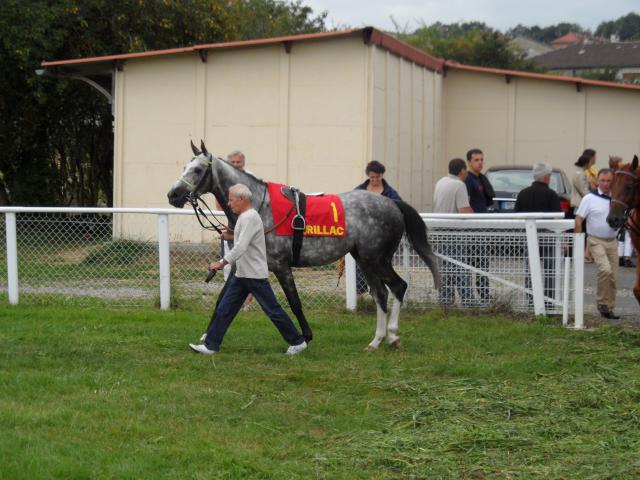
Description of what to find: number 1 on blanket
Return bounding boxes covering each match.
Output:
[330,201,338,223]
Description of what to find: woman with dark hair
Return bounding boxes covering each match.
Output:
[354,161,402,200]
[572,154,596,262]
[352,161,402,293]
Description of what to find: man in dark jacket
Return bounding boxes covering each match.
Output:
[465,148,495,303]
[514,163,562,308]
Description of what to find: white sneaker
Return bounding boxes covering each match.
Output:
[200,333,207,342]
[189,343,217,355]
[285,341,307,356]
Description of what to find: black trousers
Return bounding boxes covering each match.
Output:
[204,275,304,351]
[438,243,473,305]
[469,244,490,302]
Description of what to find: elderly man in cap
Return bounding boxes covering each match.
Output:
[514,163,562,308]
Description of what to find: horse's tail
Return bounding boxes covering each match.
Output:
[395,200,441,290]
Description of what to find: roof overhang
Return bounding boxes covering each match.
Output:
[445,61,640,92]
[39,28,640,100]
[40,28,445,78]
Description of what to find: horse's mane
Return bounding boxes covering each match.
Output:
[219,157,267,186]
[620,161,640,176]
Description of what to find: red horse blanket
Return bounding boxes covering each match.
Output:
[267,182,346,237]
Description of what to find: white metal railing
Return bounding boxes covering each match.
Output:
[1,208,583,327]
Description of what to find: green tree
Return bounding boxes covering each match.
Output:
[400,22,538,71]
[507,22,588,43]
[0,0,326,206]
[596,12,640,41]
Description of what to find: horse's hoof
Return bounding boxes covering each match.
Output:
[389,339,401,349]
[365,344,378,352]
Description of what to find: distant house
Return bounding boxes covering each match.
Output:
[509,37,552,59]
[551,33,591,50]
[533,42,640,83]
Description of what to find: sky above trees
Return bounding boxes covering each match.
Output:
[304,0,638,33]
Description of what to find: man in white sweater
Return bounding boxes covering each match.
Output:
[189,183,308,355]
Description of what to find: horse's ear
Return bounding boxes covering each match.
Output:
[190,140,200,155]
[633,155,639,171]
[200,140,209,156]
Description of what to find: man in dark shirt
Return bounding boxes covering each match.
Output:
[514,162,562,308]
[514,163,562,213]
[465,148,495,213]
[465,148,495,303]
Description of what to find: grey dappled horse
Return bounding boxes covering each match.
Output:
[167,142,440,350]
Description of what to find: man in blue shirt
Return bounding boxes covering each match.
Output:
[464,148,495,304]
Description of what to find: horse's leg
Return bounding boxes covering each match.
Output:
[634,262,640,307]
[360,266,390,351]
[272,267,313,342]
[631,225,640,307]
[379,264,408,349]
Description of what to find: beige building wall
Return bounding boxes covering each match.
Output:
[111,37,640,240]
[113,36,372,242]
[443,69,640,199]
[370,46,443,212]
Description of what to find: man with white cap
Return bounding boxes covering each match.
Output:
[514,163,562,307]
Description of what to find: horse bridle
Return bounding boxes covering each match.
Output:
[612,169,640,237]
[183,152,271,235]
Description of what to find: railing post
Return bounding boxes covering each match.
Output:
[573,232,585,329]
[562,257,571,327]
[5,212,18,305]
[345,253,357,311]
[158,214,171,310]
[525,219,545,315]
[553,236,563,307]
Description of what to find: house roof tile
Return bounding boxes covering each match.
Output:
[534,42,640,69]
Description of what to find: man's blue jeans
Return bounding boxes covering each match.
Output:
[204,274,305,351]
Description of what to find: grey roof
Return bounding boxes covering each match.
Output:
[533,42,640,69]
[510,37,553,59]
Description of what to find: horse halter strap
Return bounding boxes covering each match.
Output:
[611,169,640,210]
[612,169,640,238]
[186,153,227,235]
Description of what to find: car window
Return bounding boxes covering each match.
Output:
[485,170,532,193]
[486,169,565,195]
[549,173,563,193]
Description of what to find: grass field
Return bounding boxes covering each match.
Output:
[1,306,640,479]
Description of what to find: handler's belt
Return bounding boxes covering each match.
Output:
[281,186,307,266]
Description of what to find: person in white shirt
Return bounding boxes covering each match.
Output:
[222,150,252,280]
[190,184,307,355]
[575,169,620,319]
[433,158,473,305]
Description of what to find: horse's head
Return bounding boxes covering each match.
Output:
[607,155,639,229]
[167,141,214,208]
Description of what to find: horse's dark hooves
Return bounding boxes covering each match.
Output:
[389,339,401,349]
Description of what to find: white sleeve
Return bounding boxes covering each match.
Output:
[575,194,590,219]
[455,183,471,209]
[224,215,257,264]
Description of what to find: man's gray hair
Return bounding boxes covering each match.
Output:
[532,162,552,181]
[227,150,245,161]
[229,183,252,200]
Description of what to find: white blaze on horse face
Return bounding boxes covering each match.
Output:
[175,155,209,193]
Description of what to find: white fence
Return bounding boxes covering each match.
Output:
[0,208,583,327]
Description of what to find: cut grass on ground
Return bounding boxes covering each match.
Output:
[1,306,640,479]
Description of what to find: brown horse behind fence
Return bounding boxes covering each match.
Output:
[607,154,640,306]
